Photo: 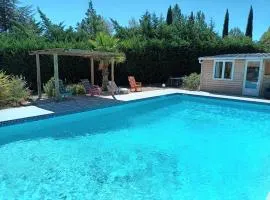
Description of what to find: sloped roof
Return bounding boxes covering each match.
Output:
[199,53,270,61]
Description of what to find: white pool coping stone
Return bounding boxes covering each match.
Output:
[0,88,270,123]
[0,106,53,123]
[102,88,270,104]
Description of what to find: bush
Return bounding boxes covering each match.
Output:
[182,73,200,90]
[8,76,30,105]
[67,84,86,95]
[0,71,30,107]
[44,78,86,97]
[43,77,56,97]
[0,71,10,104]
[75,84,86,95]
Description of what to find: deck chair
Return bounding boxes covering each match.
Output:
[107,81,121,95]
[128,76,142,92]
[80,79,101,96]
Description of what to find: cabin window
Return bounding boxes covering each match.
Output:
[213,61,234,80]
[214,62,223,79]
[265,61,270,75]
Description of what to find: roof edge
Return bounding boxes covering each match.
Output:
[198,56,270,61]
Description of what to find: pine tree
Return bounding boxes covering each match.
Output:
[172,4,181,23]
[209,18,215,31]
[140,11,153,38]
[245,6,253,38]
[0,0,17,32]
[222,9,229,38]
[166,6,173,25]
[229,27,244,38]
[77,0,110,37]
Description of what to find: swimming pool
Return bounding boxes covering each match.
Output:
[0,94,270,200]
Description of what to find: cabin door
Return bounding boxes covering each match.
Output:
[243,60,262,96]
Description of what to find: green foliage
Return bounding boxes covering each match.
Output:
[67,84,86,95]
[0,71,10,103]
[140,11,155,38]
[182,73,200,90]
[8,75,30,105]
[77,0,111,38]
[245,6,253,38]
[222,9,229,38]
[166,6,173,25]
[0,1,266,91]
[0,71,30,107]
[260,28,270,51]
[172,4,182,23]
[188,12,195,24]
[0,0,17,31]
[43,77,56,97]
[0,0,34,32]
[229,27,245,38]
[90,32,119,52]
[90,32,126,90]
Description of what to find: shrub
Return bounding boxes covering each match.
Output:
[67,84,86,95]
[43,77,56,97]
[0,71,30,107]
[75,84,86,95]
[0,71,10,105]
[8,76,30,105]
[182,73,200,90]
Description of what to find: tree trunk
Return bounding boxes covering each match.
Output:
[101,67,109,91]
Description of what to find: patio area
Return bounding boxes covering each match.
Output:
[1,87,270,125]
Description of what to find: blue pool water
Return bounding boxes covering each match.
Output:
[0,95,270,200]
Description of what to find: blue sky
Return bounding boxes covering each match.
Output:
[23,0,270,40]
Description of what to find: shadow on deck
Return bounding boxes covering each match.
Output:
[35,95,123,114]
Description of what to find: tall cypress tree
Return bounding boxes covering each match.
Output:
[245,6,253,38]
[166,6,173,25]
[188,11,194,24]
[222,9,229,38]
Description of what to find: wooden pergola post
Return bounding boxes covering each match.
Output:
[90,58,94,85]
[111,58,115,82]
[30,49,122,98]
[53,54,60,99]
[36,54,42,98]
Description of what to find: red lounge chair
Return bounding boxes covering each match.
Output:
[128,76,142,92]
[80,79,101,96]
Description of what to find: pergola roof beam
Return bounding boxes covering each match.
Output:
[29,48,120,60]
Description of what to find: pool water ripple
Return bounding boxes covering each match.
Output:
[0,95,270,199]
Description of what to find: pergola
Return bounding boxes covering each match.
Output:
[30,48,119,99]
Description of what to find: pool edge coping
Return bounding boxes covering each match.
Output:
[1,92,270,127]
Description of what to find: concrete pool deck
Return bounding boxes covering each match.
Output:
[0,88,270,123]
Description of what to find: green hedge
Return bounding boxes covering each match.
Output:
[0,35,263,92]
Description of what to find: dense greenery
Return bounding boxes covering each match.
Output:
[67,84,86,96]
[0,0,269,92]
[90,32,125,90]
[182,73,200,90]
[0,71,30,106]
[166,6,173,25]
[260,28,270,51]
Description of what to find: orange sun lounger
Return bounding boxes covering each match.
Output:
[128,76,142,92]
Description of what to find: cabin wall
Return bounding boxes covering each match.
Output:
[260,60,270,96]
[200,59,245,95]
